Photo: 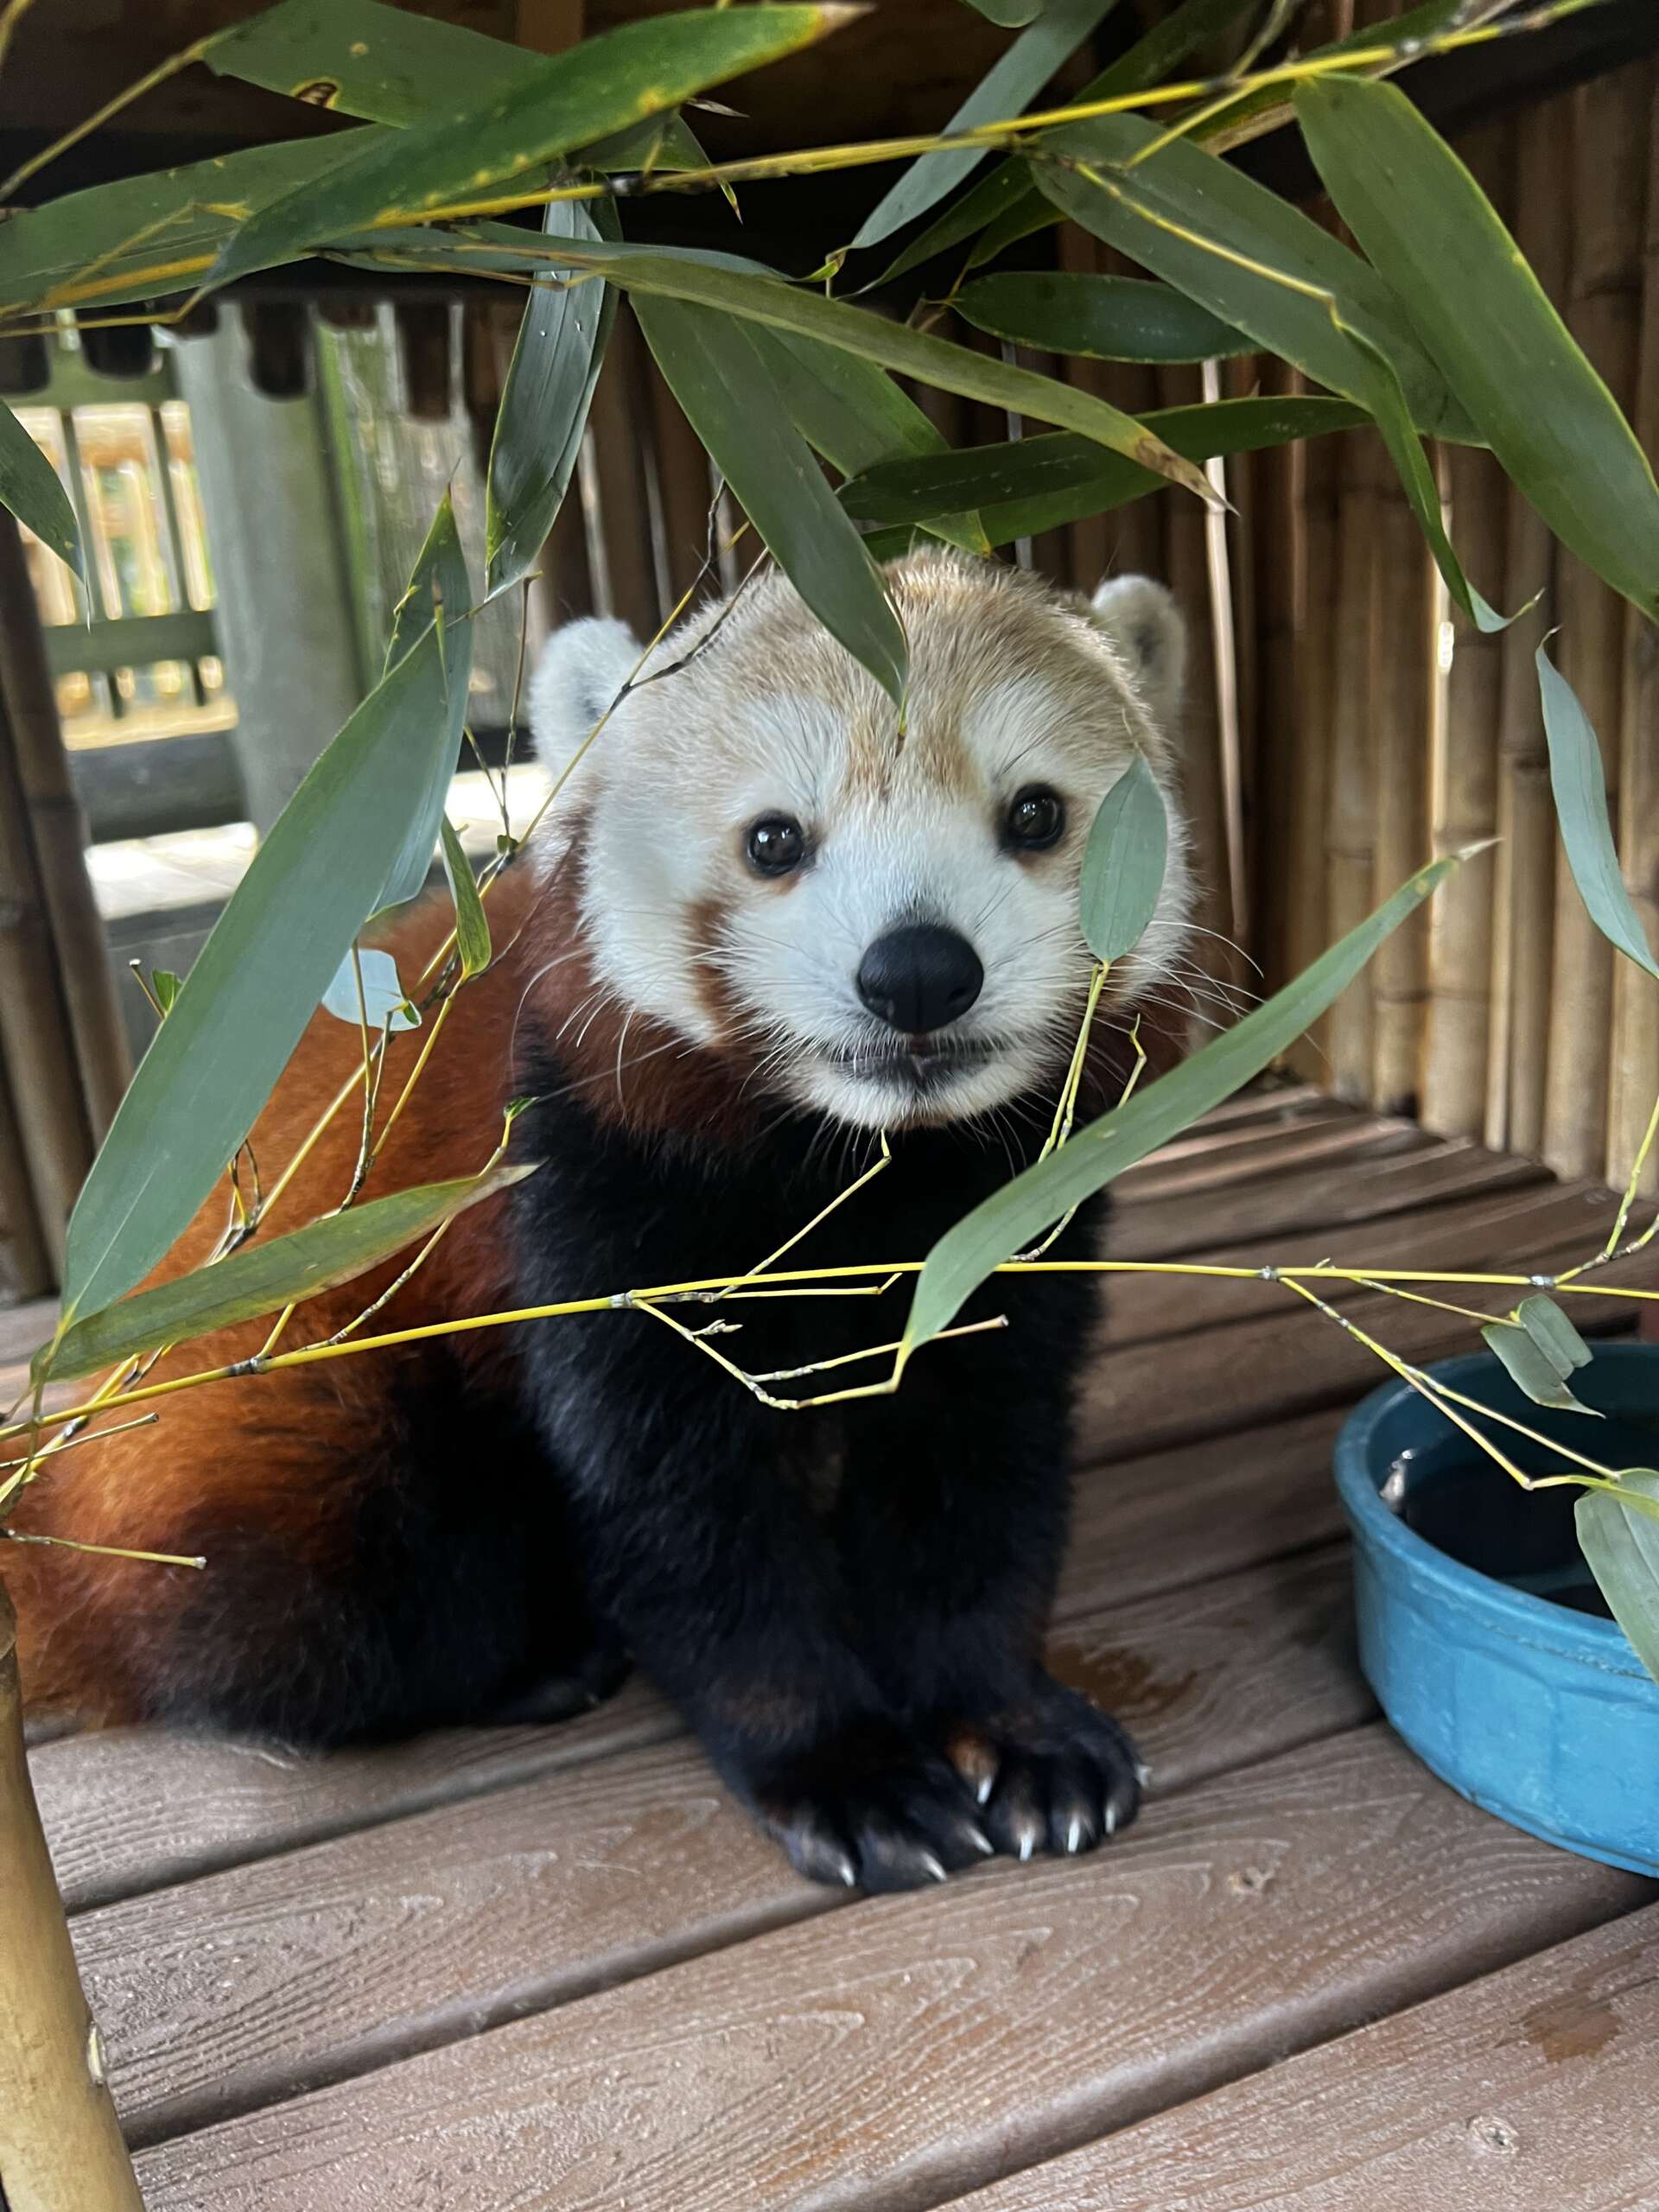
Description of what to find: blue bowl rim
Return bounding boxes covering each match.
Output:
[1333,1344,1659,1685]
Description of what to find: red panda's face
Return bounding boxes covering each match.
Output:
[528,554,1192,1131]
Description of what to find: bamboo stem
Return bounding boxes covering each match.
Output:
[1606,68,1659,1198]
[1324,416,1379,1100]
[0,1580,145,2210]
[1367,467,1435,1113]
[1488,96,1570,1158]
[0,512,130,1144]
[1541,71,1649,1182]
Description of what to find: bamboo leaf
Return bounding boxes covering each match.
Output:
[0,401,80,577]
[956,272,1251,362]
[1517,1293,1593,1379]
[871,0,1251,287]
[59,620,454,1323]
[750,326,989,555]
[841,395,1364,543]
[150,970,181,1014]
[321,946,420,1033]
[1079,756,1166,963]
[486,199,613,595]
[1332,309,1513,632]
[1577,1473,1659,1686]
[205,0,528,124]
[46,1163,531,1382]
[850,0,1123,253]
[960,0,1046,22]
[1536,645,1659,984]
[902,849,1465,1354]
[1480,1321,1599,1417]
[208,7,855,288]
[0,135,381,321]
[377,493,474,913]
[634,292,909,703]
[440,816,493,977]
[1034,110,1472,440]
[1296,74,1659,622]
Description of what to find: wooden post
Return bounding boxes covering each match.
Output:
[0,1583,145,2211]
[1541,72,1649,1182]
[1284,391,1336,1078]
[1488,96,1570,1160]
[1607,70,1659,1200]
[0,512,130,1144]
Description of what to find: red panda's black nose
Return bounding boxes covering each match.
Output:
[856,925,984,1036]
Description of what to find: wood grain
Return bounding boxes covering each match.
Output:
[946,1904,1659,2212]
[1114,1112,1419,1203]
[1109,1136,1544,1262]
[1099,1179,1618,1349]
[130,1728,1651,2212]
[78,1549,1368,2149]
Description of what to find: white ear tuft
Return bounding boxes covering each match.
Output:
[1090,575,1186,735]
[526,617,641,771]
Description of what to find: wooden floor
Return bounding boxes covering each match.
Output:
[10,1088,1659,2210]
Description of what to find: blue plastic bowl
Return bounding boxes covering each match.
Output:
[1335,1344,1659,1877]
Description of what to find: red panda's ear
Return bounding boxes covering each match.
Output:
[1087,576,1186,741]
[526,617,642,772]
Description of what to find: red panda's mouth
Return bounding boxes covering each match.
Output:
[822,1038,996,1090]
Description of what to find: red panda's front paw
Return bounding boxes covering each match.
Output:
[943,1680,1145,1863]
[741,1727,995,1893]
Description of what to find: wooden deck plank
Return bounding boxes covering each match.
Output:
[1110,1135,1544,1260]
[129,1727,1652,2212]
[1054,1406,1348,1619]
[79,1548,1368,2150]
[1114,1111,1419,1200]
[34,1387,1354,1918]
[1078,1238,1646,1463]
[944,1904,1659,2212]
[1100,1179,1618,1348]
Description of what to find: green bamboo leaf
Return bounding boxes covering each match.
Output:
[1480,1321,1599,1417]
[1079,756,1166,963]
[870,0,1251,287]
[1578,1472,1659,1686]
[378,493,474,913]
[902,848,1465,1355]
[956,272,1251,363]
[1516,1293,1593,1380]
[440,816,493,978]
[636,293,908,702]
[1296,74,1659,622]
[750,327,988,556]
[1536,645,1659,984]
[209,7,855,288]
[1200,0,1511,156]
[850,0,1123,253]
[205,0,526,124]
[321,946,420,1033]
[486,199,613,596]
[210,0,712,171]
[961,0,1046,22]
[0,135,380,321]
[0,401,81,578]
[59,620,454,1324]
[1034,110,1472,441]
[1332,310,1513,633]
[45,1162,530,1382]
[841,395,1364,542]
[150,970,181,1014]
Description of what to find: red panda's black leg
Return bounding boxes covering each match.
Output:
[832,1296,1144,1860]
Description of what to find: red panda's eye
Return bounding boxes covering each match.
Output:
[745,814,806,877]
[1004,785,1065,851]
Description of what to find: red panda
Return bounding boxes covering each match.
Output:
[12,551,1190,1892]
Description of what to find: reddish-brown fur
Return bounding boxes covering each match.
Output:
[8,849,760,1725]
